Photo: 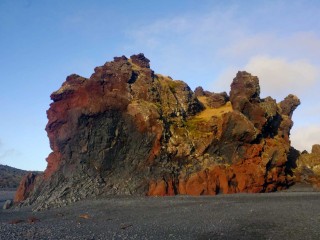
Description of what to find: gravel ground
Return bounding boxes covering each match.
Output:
[1,185,320,240]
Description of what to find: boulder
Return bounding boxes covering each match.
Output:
[206,92,229,108]
[3,200,13,210]
[194,86,205,97]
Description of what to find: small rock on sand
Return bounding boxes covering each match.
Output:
[3,200,13,210]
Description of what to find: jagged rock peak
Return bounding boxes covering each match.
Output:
[130,53,150,68]
[280,94,301,117]
[312,144,320,154]
[230,71,260,103]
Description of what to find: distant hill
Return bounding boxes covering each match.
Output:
[0,164,30,189]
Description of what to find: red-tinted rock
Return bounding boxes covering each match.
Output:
[230,71,260,107]
[14,173,38,203]
[9,219,24,224]
[27,216,40,224]
[148,179,175,196]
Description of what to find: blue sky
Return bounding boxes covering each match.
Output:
[0,0,319,170]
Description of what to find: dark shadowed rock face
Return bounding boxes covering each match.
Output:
[16,54,301,210]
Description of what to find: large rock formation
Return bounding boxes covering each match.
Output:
[16,54,301,210]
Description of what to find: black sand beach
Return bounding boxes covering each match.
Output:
[1,185,319,240]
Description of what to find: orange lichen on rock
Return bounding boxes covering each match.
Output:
[148,179,175,196]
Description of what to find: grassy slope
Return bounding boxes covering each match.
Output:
[197,96,233,120]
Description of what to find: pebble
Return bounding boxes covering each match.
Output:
[3,200,13,210]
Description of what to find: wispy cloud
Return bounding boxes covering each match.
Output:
[291,125,320,152]
[0,149,19,161]
[245,56,318,98]
[0,138,20,164]
[221,32,320,62]
[124,7,244,86]
[216,56,318,100]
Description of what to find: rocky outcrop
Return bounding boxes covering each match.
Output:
[194,87,229,108]
[14,173,38,203]
[294,144,320,188]
[16,54,301,210]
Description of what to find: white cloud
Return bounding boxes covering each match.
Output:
[0,139,20,164]
[244,56,318,100]
[222,32,320,62]
[291,125,320,152]
[213,67,239,93]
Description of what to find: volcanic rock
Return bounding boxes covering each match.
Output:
[14,172,38,203]
[194,86,205,97]
[16,54,301,210]
[295,144,320,188]
[206,92,229,108]
[194,87,229,108]
[280,94,301,117]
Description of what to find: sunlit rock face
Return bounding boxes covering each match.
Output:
[16,54,301,210]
